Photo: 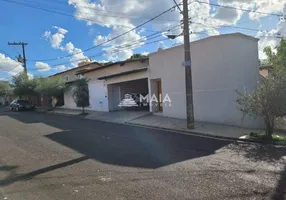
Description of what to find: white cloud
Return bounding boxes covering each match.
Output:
[95,60,109,64]
[43,31,51,38]
[0,53,23,75]
[35,62,51,72]
[93,26,144,48]
[141,51,149,56]
[64,42,89,67]
[44,26,68,49]
[67,0,286,61]
[44,27,89,68]
[256,20,286,59]
[103,47,133,61]
[54,65,70,71]
[218,0,286,21]
[0,78,8,81]
[158,41,167,49]
[213,7,243,24]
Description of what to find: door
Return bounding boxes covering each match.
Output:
[157,80,163,112]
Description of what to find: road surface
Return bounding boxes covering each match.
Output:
[0,109,285,199]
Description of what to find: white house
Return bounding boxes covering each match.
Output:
[148,33,263,128]
[54,33,263,128]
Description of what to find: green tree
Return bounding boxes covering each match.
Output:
[12,73,37,97]
[35,76,67,107]
[72,78,90,114]
[237,39,286,139]
[264,39,286,71]
[0,81,11,96]
[127,54,147,61]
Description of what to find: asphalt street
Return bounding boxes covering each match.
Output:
[0,108,286,200]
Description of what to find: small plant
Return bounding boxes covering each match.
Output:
[248,132,286,143]
[72,78,90,114]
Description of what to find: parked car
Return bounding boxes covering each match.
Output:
[9,100,34,111]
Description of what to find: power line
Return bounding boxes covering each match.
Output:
[172,0,182,12]
[44,0,181,22]
[0,0,165,35]
[27,23,181,63]
[196,0,283,17]
[49,24,182,67]
[191,21,265,33]
[19,2,180,62]
[0,50,14,60]
[51,37,171,68]
[2,0,181,22]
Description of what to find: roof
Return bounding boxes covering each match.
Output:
[79,58,149,75]
[97,68,148,80]
[150,32,259,56]
[259,65,273,70]
[49,61,101,77]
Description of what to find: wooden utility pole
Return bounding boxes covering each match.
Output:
[8,42,28,74]
[183,0,195,129]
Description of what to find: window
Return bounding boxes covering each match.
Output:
[65,76,69,81]
[77,74,83,79]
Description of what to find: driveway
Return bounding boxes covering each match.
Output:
[0,109,285,199]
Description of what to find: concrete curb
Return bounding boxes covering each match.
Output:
[126,122,285,145]
[35,109,285,146]
[35,109,83,118]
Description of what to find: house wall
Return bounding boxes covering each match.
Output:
[82,60,148,112]
[148,33,263,128]
[54,63,101,82]
[259,68,269,78]
[105,71,148,85]
[52,63,102,110]
[84,60,149,81]
[62,88,77,110]
[88,80,109,112]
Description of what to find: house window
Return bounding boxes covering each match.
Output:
[77,74,83,79]
[65,76,69,81]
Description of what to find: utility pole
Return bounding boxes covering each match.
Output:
[183,0,195,129]
[8,42,28,74]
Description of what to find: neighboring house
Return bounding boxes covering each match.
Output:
[78,58,149,111]
[51,61,102,109]
[259,65,273,78]
[50,33,263,128]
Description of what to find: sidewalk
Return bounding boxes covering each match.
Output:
[37,107,286,140]
[128,115,257,139]
[85,110,151,124]
[38,107,151,124]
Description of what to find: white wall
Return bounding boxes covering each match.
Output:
[149,33,263,128]
[63,83,108,112]
[88,80,109,112]
[63,89,78,110]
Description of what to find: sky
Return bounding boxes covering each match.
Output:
[0,0,285,80]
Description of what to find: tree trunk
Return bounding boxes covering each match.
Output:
[265,118,274,140]
[82,107,85,114]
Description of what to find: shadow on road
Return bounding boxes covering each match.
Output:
[227,143,286,199]
[272,164,286,200]
[2,111,231,169]
[2,110,286,199]
[0,156,89,186]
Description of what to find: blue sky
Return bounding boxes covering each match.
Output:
[0,0,285,80]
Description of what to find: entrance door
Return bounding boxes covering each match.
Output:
[157,80,163,112]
